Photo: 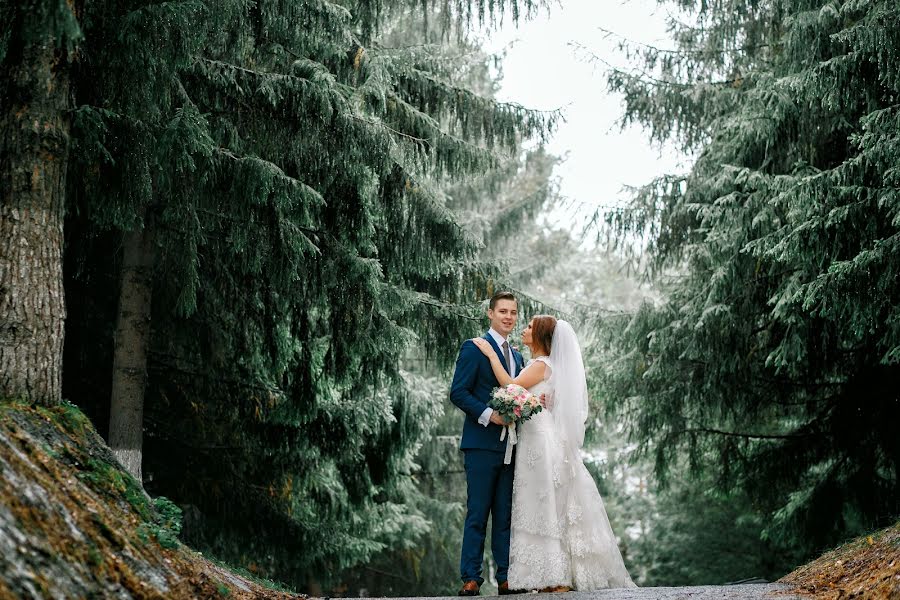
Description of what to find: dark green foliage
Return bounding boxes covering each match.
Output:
[58,0,555,589]
[0,0,82,62]
[614,460,803,585]
[600,0,900,563]
[148,496,184,550]
[353,0,544,42]
[333,373,468,597]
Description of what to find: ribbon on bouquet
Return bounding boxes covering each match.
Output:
[499,422,518,465]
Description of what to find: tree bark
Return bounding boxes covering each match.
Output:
[0,38,72,406]
[108,213,155,482]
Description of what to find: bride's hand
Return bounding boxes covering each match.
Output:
[470,338,494,357]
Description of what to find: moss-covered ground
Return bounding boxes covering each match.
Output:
[0,400,304,599]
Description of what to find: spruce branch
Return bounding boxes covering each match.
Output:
[595,26,775,56]
[409,66,565,120]
[674,426,819,441]
[417,296,482,322]
[573,42,747,89]
[350,113,432,146]
[214,148,324,203]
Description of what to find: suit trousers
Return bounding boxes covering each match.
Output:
[460,448,515,585]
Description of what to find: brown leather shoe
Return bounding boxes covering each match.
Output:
[498,581,524,595]
[459,581,480,596]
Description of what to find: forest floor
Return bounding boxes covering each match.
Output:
[777,520,900,599]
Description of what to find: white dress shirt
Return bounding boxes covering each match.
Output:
[478,328,517,426]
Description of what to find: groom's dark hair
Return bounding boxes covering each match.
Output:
[489,291,517,310]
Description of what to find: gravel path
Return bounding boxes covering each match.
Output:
[363,584,804,600]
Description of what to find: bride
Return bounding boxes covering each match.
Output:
[471,315,636,592]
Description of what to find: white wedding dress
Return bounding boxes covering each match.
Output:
[506,329,636,591]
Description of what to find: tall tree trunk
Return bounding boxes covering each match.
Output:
[108,213,155,482]
[0,37,72,406]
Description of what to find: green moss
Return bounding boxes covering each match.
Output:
[87,543,104,568]
[136,524,151,545]
[78,458,152,520]
[122,480,151,520]
[0,397,30,411]
[0,398,93,457]
[15,399,93,440]
[216,583,232,596]
[205,555,298,594]
[52,400,92,436]
[40,442,60,459]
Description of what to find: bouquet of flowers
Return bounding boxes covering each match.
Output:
[490,384,542,464]
[489,383,543,424]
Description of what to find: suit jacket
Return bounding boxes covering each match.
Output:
[449,332,525,451]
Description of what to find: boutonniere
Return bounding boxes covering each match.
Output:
[512,345,520,352]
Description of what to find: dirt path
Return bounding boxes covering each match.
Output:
[365,583,803,600]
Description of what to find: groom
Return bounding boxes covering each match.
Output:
[450,291,525,596]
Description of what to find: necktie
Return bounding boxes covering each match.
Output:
[502,340,513,376]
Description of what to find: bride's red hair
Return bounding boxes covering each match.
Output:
[531,315,557,356]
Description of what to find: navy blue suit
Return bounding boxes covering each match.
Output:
[449,333,525,585]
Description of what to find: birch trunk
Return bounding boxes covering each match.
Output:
[108,214,155,482]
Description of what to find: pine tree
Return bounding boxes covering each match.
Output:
[0,0,80,406]
[59,0,556,586]
[598,0,900,558]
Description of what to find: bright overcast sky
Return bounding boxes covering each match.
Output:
[480,0,689,230]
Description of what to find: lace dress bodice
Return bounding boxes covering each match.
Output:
[523,357,554,434]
